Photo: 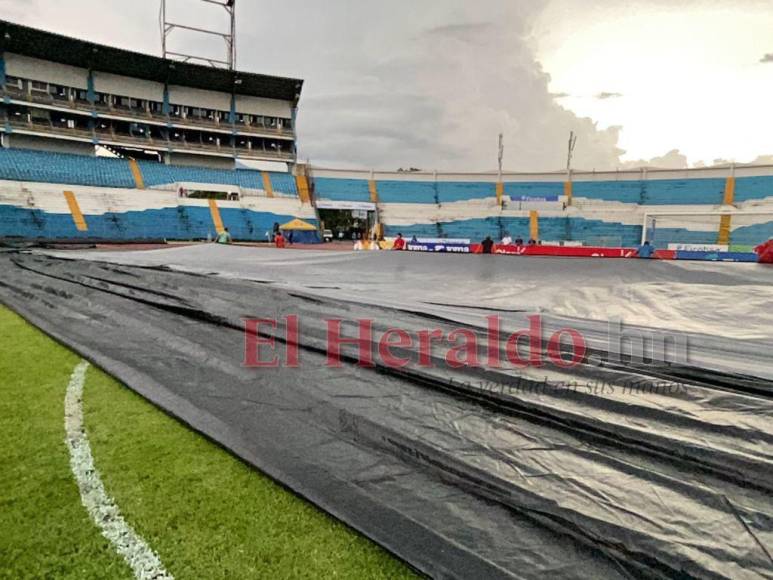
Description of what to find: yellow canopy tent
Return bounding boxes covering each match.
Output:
[280,218,317,230]
[279,218,321,243]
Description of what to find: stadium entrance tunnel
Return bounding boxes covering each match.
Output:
[317,207,377,241]
[1,251,772,579]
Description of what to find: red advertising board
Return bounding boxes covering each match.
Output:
[466,244,677,259]
[492,244,637,258]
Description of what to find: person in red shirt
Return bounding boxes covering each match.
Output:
[274,232,286,248]
[755,239,773,263]
[392,233,406,251]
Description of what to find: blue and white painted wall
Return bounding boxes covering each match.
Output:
[311,165,773,248]
[0,148,314,240]
[0,180,316,241]
[1,147,772,246]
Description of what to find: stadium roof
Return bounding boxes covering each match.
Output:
[0,19,303,102]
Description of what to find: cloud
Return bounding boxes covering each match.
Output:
[621,150,773,170]
[551,92,571,99]
[0,0,629,171]
[761,53,773,63]
[273,0,626,171]
[424,22,496,41]
[620,149,689,169]
[595,92,623,100]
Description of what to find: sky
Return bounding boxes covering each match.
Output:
[2,0,772,171]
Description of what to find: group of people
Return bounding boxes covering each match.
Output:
[353,233,417,251]
[215,222,290,248]
[388,233,420,250]
[216,225,664,260]
[477,232,657,259]
[479,234,539,254]
[266,223,292,247]
[499,234,537,247]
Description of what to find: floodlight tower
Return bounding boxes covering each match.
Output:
[497,133,504,179]
[161,0,236,69]
[566,130,577,173]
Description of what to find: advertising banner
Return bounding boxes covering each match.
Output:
[493,245,638,258]
[316,200,377,211]
[406,242,471,253]
[510,195,560,202]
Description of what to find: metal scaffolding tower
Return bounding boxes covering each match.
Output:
[161,0,236,69]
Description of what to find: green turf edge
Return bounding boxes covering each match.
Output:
[0,306,133,580]
[0,303,417,579]
[80,341,419,578]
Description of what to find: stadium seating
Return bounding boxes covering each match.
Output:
[1,147,772,246]
[571,178,729,205]
[0,148,136,188]
[0,203,306,241]
[314,178,372,202]
[317,175,772,206]
[138,161,297,196]
[735,176,773,203]
[385,217,643,247]
[0,148,297,196]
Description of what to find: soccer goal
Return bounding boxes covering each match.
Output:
[642,209,773,251]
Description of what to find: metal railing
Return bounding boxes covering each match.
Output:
[6,118,295,161]
[3,88,295,139]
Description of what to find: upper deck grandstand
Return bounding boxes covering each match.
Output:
[0,19,302,165]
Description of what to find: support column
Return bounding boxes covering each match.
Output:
[128,159,145,189]
[564,169,573,206]
[63,191,88,232]
[162,85,170,116]
[261,171,274,198]
[529,210,539,241]
[86,70,96,104]
[229,94,236,125]
[86,70,98,142]
[208,199,224,234]
[369,171,382,241]
[295,174,312,204]
[718,164,736,245]
[722,168,736,205]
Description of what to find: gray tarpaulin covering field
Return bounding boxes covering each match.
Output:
[1,246,772,579]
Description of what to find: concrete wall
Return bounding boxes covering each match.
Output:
[4,53,88,89]
[1,148,772,247]
[8,134,96,156]
[167,152,236,170]
[0,179,316,241]
[312,165,773,248]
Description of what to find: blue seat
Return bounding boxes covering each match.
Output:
[137,161,297,196]
[0,148,135,188]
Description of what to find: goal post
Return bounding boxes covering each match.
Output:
[642,210,773,251]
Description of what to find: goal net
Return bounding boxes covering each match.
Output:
[643,210,773,252]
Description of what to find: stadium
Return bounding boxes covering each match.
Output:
[1,3,772,580]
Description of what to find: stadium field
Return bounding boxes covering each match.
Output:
[0,305,415,579]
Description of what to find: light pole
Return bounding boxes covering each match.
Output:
[161,0,237,69]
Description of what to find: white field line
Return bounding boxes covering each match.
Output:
[64,360,174,580]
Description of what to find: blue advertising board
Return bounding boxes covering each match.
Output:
[675,250,758,262]
[406,242,471,253]
[510,195,559,202]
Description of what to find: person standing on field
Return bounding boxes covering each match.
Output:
[215,227,232,244]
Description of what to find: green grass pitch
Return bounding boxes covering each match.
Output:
[0,305,416,579]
